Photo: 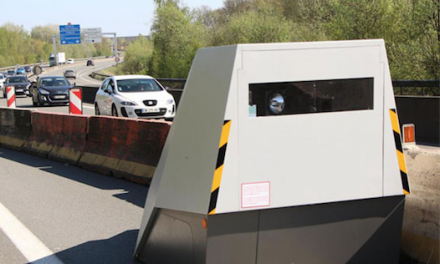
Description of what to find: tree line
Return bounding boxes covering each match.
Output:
[0,23,112,67]
[121,0,439,80]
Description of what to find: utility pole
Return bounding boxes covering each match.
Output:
[52,34,58,65]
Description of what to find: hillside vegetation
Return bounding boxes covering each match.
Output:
[0,23,112,67]
[123,0,439,80]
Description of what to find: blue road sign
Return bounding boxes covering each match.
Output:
[59,24,81,45]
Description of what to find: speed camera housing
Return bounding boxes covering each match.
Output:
[135,40,409,264]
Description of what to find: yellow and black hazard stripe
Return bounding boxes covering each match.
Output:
[389,109,410,195]
[208,120,232,215]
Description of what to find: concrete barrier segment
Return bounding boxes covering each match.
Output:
[0,108,32,150]
[22,112,88,165]
[78,116,171,184]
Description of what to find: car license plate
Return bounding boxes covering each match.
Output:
[54,95,65,99]
[16,89,23,92]
[141,108,160,113]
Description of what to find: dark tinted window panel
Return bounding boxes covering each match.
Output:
[249,78,373,117]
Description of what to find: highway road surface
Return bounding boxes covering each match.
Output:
[0,58,116,115]
[0,146,146,264]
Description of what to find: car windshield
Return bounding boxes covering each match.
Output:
[7,71,14,74]
[65,70,73,73]
[41,77,69,87]
[116,79,163,93]
[0,75,4,79]
[9,77,27,83]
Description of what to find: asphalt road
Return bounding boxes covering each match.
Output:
[0,58,116,115]
[0,146,147,264]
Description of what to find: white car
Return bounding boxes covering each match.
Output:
[94,75,176,119]
[66,58,74,64]
[0,74,5,95]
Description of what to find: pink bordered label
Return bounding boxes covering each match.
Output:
[241,181,270,209]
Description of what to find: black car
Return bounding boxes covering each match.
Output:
[30,76,73,106]
[3,76,31,97]
[24,66,31,72]
[87,60,94,66]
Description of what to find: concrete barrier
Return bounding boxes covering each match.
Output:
[78,116,171,184]
[22,112,88,165]
[401,147,440,263]
[0,108,32,150]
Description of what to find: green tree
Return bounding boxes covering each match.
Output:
[0,22,115,67]
[31,25,58,43]
[121,35,153,74]
[410,0,439,79]
[149,0,207,77]
[217,1,294,44]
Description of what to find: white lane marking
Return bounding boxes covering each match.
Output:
[0,202,64,264]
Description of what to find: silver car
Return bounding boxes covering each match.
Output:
[63,70,76,79]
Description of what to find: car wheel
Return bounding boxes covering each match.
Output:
[95,104,100,115]
[111,105,118,117]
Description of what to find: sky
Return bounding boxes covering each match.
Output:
[0,0,225,37]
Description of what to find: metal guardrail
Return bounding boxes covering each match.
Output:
[90,74,439,95]
[90,72,187,89]
[0,62,48,72]
[393,80,440,96]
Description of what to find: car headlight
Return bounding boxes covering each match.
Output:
[120,101,137,106]
[166,99,174,105]
[39,89,50,95]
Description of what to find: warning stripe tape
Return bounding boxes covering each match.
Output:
[389,109,410,195]
[208,120,231,215]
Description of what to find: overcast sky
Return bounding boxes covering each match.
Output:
[0,0,225,37]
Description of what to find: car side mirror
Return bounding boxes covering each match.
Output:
[73,82,76,87]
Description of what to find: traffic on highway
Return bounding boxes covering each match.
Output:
[0,58,177,121]
[0,58,116,115]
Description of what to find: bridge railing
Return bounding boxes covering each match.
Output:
[90,73,440,96]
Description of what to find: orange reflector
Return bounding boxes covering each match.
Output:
[202,218,208,229]
[403,124,415,143]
